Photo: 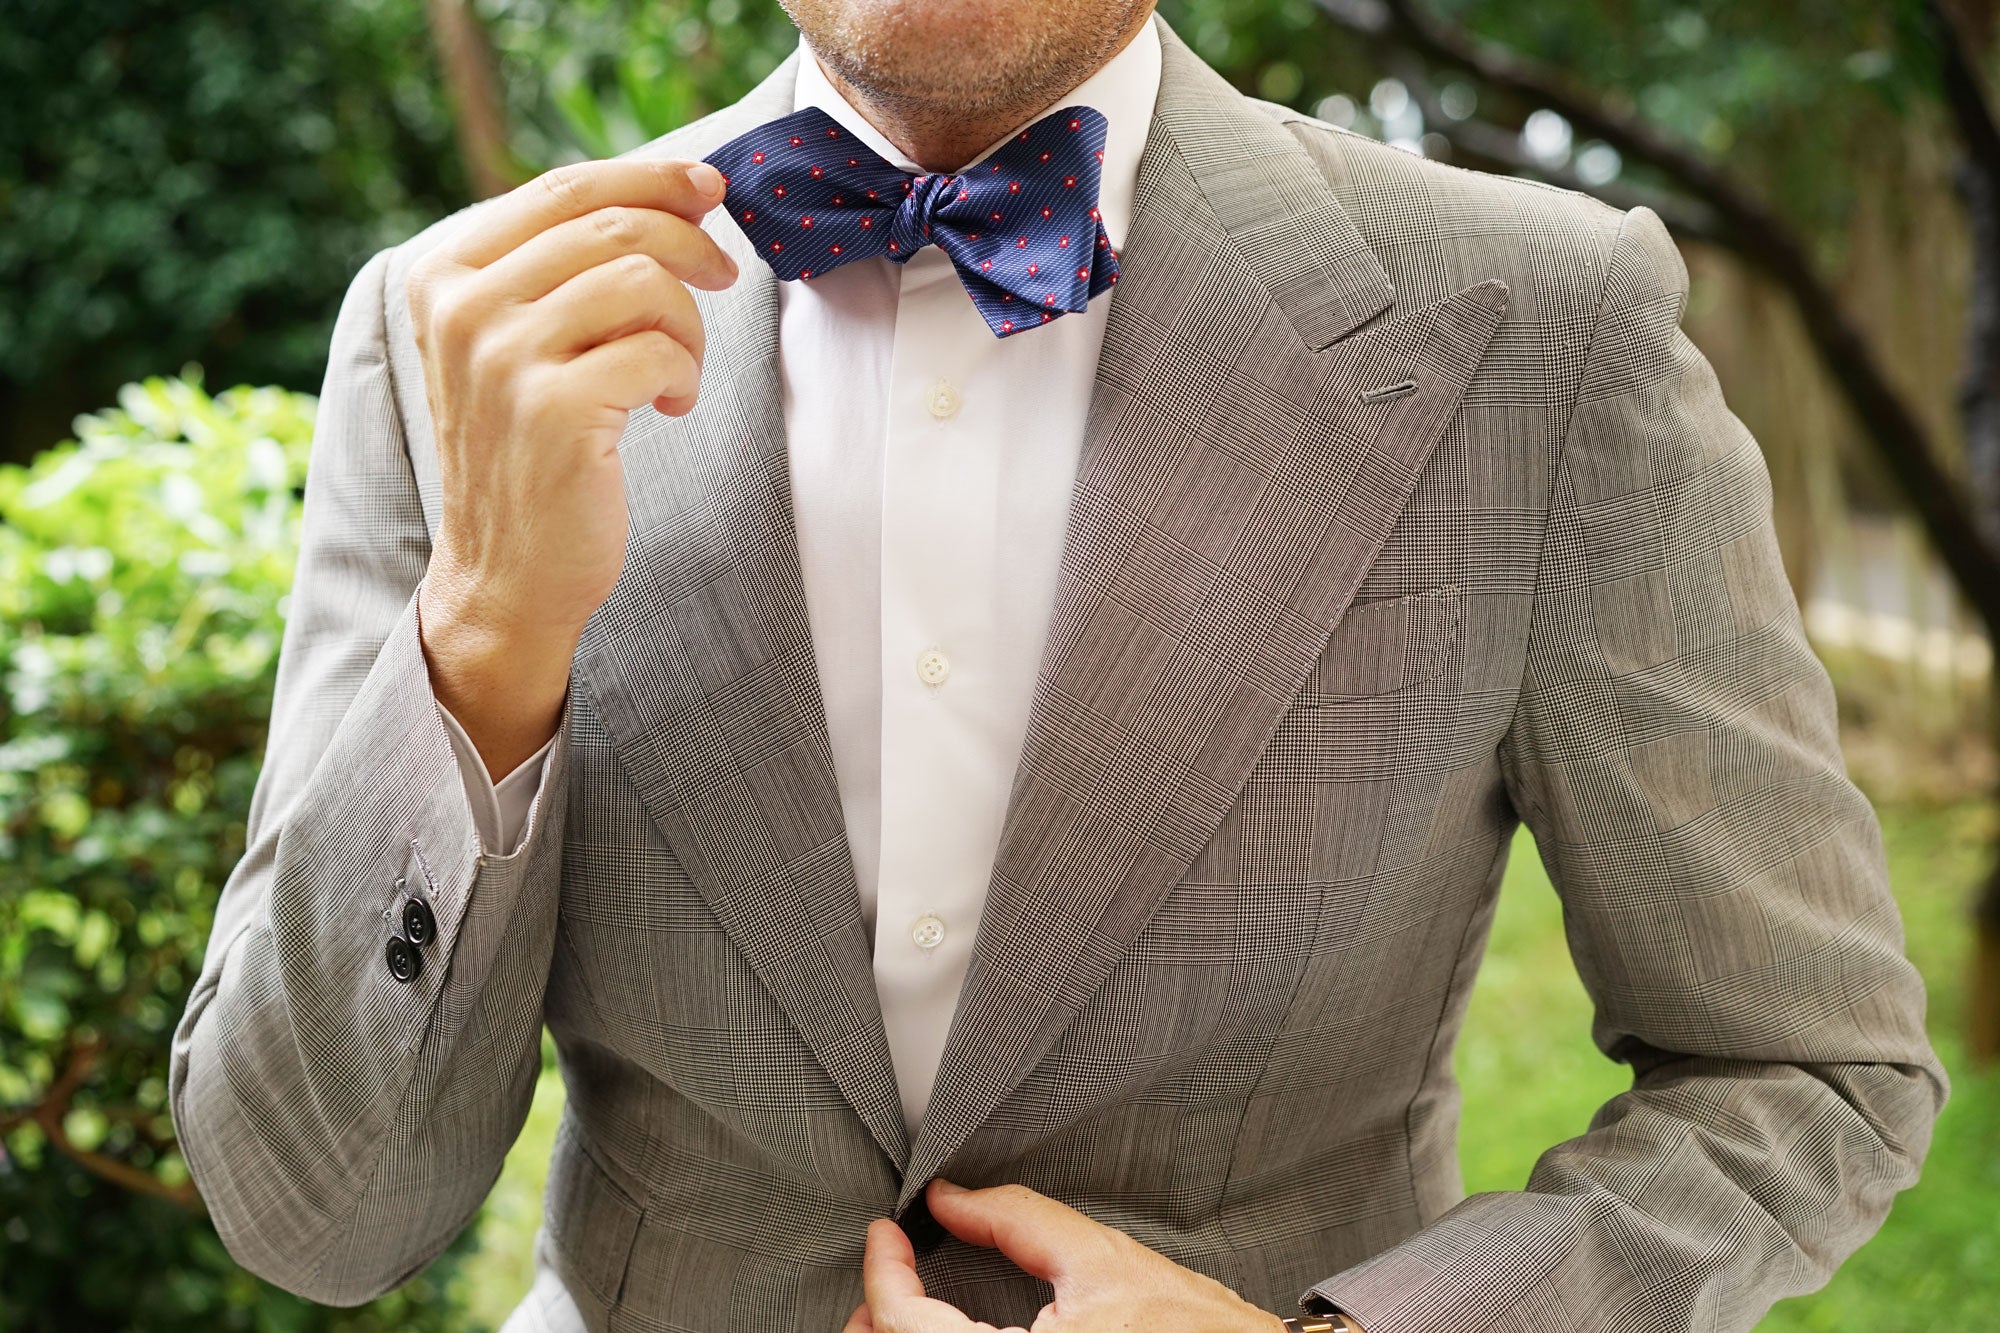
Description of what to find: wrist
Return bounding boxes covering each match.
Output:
[419,544,592,649]
[417,569,577,778]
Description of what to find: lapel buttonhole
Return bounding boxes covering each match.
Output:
[1359,378,1419,404]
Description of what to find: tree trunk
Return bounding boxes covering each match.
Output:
[1981,803,2000,1063]
[1930,0,2000,1061]
[425,0,517,200]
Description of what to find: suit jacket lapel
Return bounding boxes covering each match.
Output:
[895,22,1509,1208]
[570,52,914,1174]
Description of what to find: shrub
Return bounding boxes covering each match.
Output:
[0,373,476,1330]
[0,0,462,463]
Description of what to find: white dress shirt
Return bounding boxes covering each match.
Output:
[437,15,1163,1136]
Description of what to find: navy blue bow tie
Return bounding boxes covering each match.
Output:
[704,104,1120,338]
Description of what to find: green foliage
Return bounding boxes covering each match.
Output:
[0,0,462,458]
[484,0,802,161]
[1168,0,1938,260]
[0,374,476,1330]
[0,0,1956,467]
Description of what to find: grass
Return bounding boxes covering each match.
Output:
[464,801,2000,1330]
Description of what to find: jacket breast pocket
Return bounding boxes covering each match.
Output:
[1297,583,1463,705]
[1234,582,1473,884]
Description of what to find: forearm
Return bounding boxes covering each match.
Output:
[1305,1054,1938,1331]
[169,592,575,1304]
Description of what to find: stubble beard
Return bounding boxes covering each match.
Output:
[779,0,1154,168]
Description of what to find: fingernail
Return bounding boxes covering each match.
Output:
[932,1178,966,1195]
[688,163,725,198]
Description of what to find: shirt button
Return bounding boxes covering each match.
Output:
[916,647,951,686]
[910,914,947,950]
[926,379,961,420]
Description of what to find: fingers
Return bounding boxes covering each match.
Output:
[563,330,700,415]
[923,1180,1117,1286]
[442,158,728,269]
[862,1218,929,1312]
[857,1216,1039,1333]
[485,205,738,302]
[533,254,705,364]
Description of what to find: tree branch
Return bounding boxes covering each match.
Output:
[1386,61,1729,242]
[1309,0,2000,641]
[0,1037,203,1211]
[1931,0,2000,547]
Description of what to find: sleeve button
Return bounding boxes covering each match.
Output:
[402,896,438,947]
[386,935,422,983]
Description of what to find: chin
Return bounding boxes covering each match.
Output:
[784,0,1106,107]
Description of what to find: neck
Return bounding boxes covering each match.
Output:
[808,9,1155,172]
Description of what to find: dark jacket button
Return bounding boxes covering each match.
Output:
[895,1191,947,1255]
[402,896,437,947]
[386,935,422,983]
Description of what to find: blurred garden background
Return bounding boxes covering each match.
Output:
[4,0,1999,1327]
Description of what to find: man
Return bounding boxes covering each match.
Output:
[168,1,1948,1329]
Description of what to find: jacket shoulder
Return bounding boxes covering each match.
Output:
[1249,98,1629,315]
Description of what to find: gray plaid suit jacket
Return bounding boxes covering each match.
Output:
[169,18,1947,1332]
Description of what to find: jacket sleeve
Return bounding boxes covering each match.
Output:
[167,244,578,1306]
[1301,204,1949,1332]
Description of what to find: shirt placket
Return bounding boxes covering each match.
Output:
[874,245,1008,1135]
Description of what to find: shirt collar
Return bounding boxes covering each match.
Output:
[789,13,1162,250]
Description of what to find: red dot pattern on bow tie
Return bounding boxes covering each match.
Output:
[704,103,1120,338]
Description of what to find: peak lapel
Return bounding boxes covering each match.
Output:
[895,23,1509,1208]
[571,52,911,1173]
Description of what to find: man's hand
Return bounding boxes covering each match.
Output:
[841,1178,1290,1332]
[406,158,740,776]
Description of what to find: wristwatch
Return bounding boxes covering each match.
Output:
[1280,1312,1364,1332]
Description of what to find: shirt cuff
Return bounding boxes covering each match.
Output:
[436,697,557,857]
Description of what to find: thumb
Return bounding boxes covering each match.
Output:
[923,1179,1114,1286]
[862,1217,929,1310]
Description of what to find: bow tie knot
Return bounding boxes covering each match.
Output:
[706,105,1120,338]
[891,172,961,256]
